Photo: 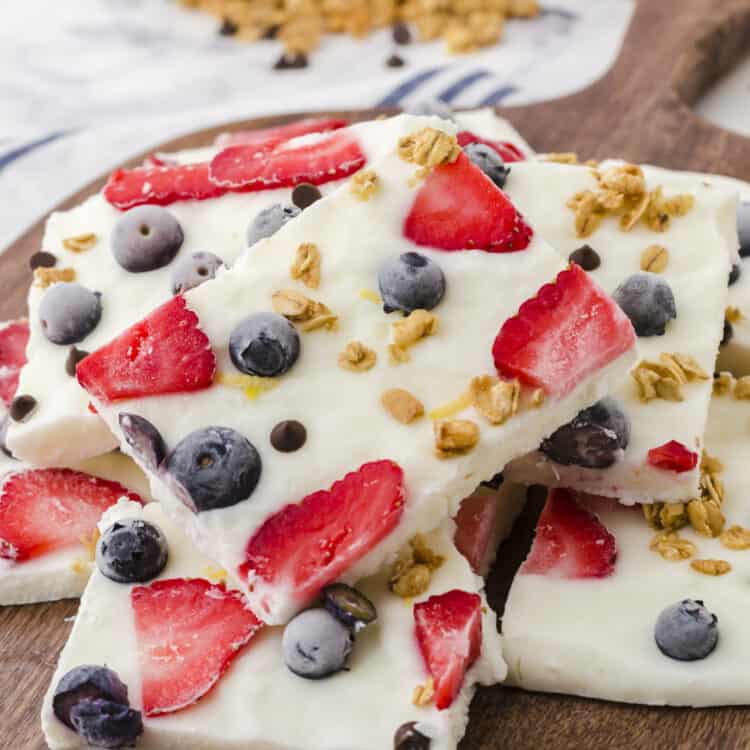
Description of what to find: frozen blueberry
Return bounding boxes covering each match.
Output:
[612,273,676,337]
[229,312,300,377]
[540,397,630,469]
[655,599,718,661]
[282,608,353,679]
[463,142,510,189]
[69,698,143,749]
[39,283,102,345]
[322,583,377,632]
[119,413,166,471]
[53,665,129,730]
[738,199,750,258]
[96,518,168,584]
[247,204,300,247]
[171,251,224,294]
[406,99,454,121]
[394,721,431,749]
[112,205,183,273]
[164,426,261,513]
[379,252,446,315]
[729,262,741,287]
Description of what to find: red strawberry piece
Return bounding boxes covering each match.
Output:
[215,117,348,149]
[521,487,616,579]
[209,132,366,190]
[77,295,215,405]
[142,154,176,169]
[104,163,227,210]
[403,151,533,252]
[0,319,29,407]
[0,468,144,561]
[456,131,525,163]
[647,441,699,473]
[453,488,501,575]
[240,460,404,619]
[413,589,483,710]
[131,578,261,717]
[492,263,636,398]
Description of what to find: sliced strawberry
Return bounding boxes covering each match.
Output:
[521,488,616,578]
[647,441,699,473]
[209,132,366,190]
[403,151,533,252]
[240,460,405,620]
[492,263,636,398]
[0,319,29,407]
[0,469,143,561]
[77,296,216,404]
[456,131,525,163]
[131,578,261,717]
[103,163,227,210]
[414,589,482,710]
[453,487,501,575]
[215,117,348,149]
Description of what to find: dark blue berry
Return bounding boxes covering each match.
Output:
[541,397,630,469]
[112,205,184,273]
[729,262,741,287]
[247,204,300,247]
[322,583,377,632]
[119,413,166,471]
[464,142,510,189]
[379,252,446,314]
[96,518,168,584]
[69,698,143,749]
[171,251,224,294]
[282,608,353,679]
[612,273,676,336]
[655,599,718,661]
[738,199,750,258]
[53,665,129,730]
[229,312,300,377]
[394,721,431,749]
[164,426,261,513]
[39,283,102,345]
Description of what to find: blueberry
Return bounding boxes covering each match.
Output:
[612,273,676,337]
[378,252,446,315]
[540,397,630,469]
[229,312,300,377]
[112,205,184,273]
[69,698,143,749]
[53,665,129,730]
[39,283,102,345]
[119,413,167,471]
[406,99,454,121]
[282,608,353,679]
[322,583,377,632]
[738,199,750,258]
[463,142,510,189]
[164,426,261,513]
[394,721,431,749]
[729,262,741,287]
[655,599,718,661]
[96,518,168,584]
[247,204,300,247]
[171,251,224,294]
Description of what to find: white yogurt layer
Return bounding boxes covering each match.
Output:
[42,501,505,750]
[503,162,736,503]
[503,391,750,706]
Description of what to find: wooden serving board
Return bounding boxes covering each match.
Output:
[2,0,750,747]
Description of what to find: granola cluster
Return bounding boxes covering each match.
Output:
[631,353,709,403]
[389,533,445,598]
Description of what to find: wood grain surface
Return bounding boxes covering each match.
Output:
[2,0,750,747]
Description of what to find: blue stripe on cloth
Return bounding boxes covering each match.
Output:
[540,5,578,20]
[377,66,448,106]
[0,131,72,172]
[478,85,519,106]
[437,70,492,103]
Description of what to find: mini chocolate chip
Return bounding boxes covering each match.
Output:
[270,420,307,452]
[262,24,280,39]
[274,52,309,70]
[481,472,504,490]
[729,263,741,287]
[29,251,57,270]
[568,244,601,271]
[292,183,322,210]
[386,53,405,68]
[218,17,238,36]
[392,22,412,45]
[65,346,89,377]
[721,318,733,347]
[394,721,430,749]
[10,394,37,422]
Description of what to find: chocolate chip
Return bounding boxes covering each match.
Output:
[729,262,741,287]
[29,251,57,270]
[65,346,89,377]
[10,394,37,423]
[292,183,322,210]
[262,24,280,40]
[721,318,733,347]
[270,420,307,452]
[274,53,309,70]
[568,244,601,271]
[392,22,412,45]
[394,721,430,749]
[481,472,504,490]
[386,53,405,68]
[218,17,238,36]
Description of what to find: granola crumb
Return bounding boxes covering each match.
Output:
[713,371,736,396]
[390,309,438,362]
[690,558,731,576]
[34,267,75,288]
[734,375,750,400]
[469,375,520,425]
[726,305,744,323]
[720,524,750,551]
[351,169,380,200]
[640,244,669,273]
[382,388,424,424]
[358,288,382,304]
[63,233,98,253]
[650,531,696,561]
[338,340,377,372]
[434,419,479,458]
[272,289,337,331]
[412,676,435,707]
[390,534,444,598]
[216,372,279,400]
[398,128,460,169]
[428,390,473,420]
[290,242,321,289]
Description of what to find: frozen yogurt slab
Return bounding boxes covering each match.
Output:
[503,161,736,503]
[503,382,750,706]
[76,123,636,624]
[43,500,505,750]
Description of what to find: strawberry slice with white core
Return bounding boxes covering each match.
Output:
[131,578,262,717]
[456,131,525,163]
[215,117,348,149]
[414,589,483,710]
[77,295,216,405]
[453,487,501,575]
[403,151,533,252]
[0,319,29,407]
[209,132,366,190]
[240,460,405,622]
[492,263,636,399]
[0,469,144,561]
[521,488,616,579]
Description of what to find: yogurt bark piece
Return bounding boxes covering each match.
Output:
[43,500,505,750]
[503,161,736,504]
[77,123,636,623]
[503,383,750,706]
